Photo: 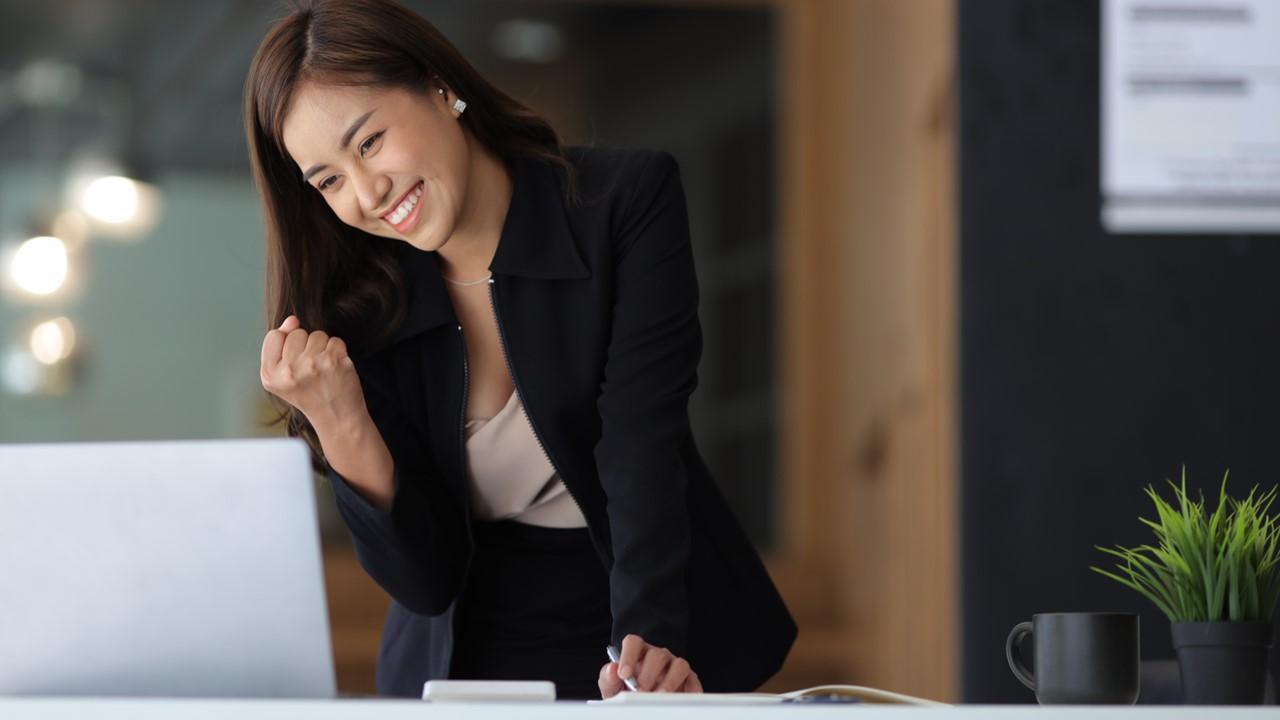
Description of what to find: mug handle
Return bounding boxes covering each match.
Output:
[1005,621,1036,691]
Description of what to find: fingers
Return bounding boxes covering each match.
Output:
[597,661,624,699]
[260,315,299,385]
[615,634,700,694]
[260,314,354,395]
[635,645,673,691]
[328,336,354,368]
[260,329,285,382]
[657,657,693,693]
[280,324,309,365]
[305,328,329,347]
[302,330,332,377]
[617,634,644,685]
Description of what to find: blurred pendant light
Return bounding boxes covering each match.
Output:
[2,208,88,303]
[29,316,78,365]
[8,235,69,296]
[0,316,82,397]
[67,153,162,242]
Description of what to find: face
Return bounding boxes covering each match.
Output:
[281,81,470,251]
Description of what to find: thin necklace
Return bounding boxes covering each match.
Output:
[443,271,493,287]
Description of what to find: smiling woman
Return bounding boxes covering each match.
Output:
[243,0,795,702]
[244,0,574,381]
[282,84,472,248]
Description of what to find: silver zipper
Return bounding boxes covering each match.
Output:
[487,277,590,521]
[456,323,470,485]
[455,322,476,609]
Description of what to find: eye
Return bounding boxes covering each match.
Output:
[359,131,383,157]
[318,175,338,191]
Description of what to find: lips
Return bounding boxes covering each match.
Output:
[381,181,425,233]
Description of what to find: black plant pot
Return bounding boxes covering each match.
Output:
[1171,621,1273,705]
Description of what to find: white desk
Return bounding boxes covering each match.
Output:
[0,699,1276,719]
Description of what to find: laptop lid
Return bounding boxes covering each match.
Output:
[0,438,336,698]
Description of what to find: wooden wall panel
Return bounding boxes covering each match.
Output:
[769,0,958,701]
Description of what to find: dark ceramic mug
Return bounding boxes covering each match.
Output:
[1006,612,1140,704]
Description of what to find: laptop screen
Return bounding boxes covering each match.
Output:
[0,438,335,698]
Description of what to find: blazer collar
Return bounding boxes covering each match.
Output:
[488,153,590,281]
[356,153,589,359]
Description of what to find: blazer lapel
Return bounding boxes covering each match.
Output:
[489,155,591,282]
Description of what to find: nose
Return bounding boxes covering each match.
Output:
[350,166,391,217]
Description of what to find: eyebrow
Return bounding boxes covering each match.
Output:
[301,109,377,183]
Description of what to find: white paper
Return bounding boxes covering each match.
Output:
[1102,0,1280,232]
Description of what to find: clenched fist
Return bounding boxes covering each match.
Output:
[260,315,368,434]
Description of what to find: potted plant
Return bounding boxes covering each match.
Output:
[1092,468,1280,705]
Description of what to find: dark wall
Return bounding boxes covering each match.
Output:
[959,0,1280,703]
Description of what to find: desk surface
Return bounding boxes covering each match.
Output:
[0,699,1277,719]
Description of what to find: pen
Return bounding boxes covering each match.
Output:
[605,644,640,692]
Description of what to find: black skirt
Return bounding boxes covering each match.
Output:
[448,519,612,700]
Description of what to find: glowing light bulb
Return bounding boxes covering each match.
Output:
[30,317,77,365]
[10,235,68,295]
[83,175,140,224]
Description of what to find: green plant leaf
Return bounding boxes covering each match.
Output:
[1092,469,1280,624]
[1091,565,1177,620]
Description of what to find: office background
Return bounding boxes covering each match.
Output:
[959,0,1280,701]
[0,0,1275,703]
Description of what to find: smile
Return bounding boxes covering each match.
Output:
[382,181,424,232]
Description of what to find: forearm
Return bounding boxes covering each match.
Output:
[314,412,395,513]
[599,439,693,655]
[318,407,470,616]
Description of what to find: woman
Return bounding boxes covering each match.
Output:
[246,0,794,700]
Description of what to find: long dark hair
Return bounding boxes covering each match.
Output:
[244,0,575,471]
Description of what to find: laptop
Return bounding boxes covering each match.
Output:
[0,438,336,698]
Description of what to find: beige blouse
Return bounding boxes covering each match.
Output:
[463,390,588,528]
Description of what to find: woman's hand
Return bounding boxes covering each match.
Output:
[597,633,703,698]
[259,315,367,434]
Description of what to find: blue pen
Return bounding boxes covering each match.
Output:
[605,644,640,692]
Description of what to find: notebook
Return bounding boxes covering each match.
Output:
[589,684,950,706]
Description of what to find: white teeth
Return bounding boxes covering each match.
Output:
[386,184,424,225]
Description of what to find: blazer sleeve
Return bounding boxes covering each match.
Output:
[326,367,468,617]
[594,151,701,656]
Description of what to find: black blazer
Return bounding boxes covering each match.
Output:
[326,146,796,696]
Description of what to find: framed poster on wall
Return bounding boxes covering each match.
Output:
[1102,0,1280,233]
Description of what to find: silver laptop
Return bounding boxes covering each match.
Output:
[0,438,336,698]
